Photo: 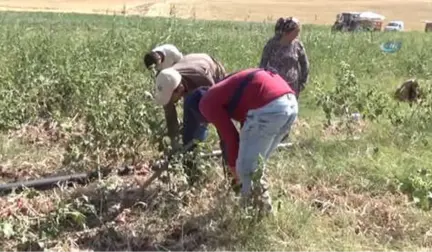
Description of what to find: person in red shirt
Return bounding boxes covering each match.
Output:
[188,68,298,213]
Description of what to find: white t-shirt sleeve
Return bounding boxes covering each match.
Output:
[168,45,183,64]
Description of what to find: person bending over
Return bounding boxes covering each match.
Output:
[184,68,299,214]
[153,53,226,184]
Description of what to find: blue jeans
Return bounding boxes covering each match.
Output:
[183,91,209,148]
[236,93,298,200]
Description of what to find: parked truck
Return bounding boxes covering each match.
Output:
[332,11,385,32]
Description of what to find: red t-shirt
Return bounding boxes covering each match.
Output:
[198,68,295,169]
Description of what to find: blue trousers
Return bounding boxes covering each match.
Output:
[181,90,210,185]
[236,93,298,203]
[182,90,209,148]
[183,88,228,180]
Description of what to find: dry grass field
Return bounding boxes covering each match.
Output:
[0,0,431,30]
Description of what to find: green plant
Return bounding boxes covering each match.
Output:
[314,61,391,134]
[399,168,432,210]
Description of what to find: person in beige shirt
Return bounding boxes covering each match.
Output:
[153,53,226,149]
[153,53,226,185]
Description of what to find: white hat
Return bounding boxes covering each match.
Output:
[154,68,182,106]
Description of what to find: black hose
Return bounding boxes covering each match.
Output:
[0,166,122,195]
[0,141,197,195]
[0,142,292,195]
[0,173,90,195]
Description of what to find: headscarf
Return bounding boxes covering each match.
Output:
[274,17,300,35]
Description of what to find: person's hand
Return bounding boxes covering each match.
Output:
[171,140,182,153]
[228,168,241,194]
[228,166,240,182]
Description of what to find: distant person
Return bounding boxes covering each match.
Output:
[143,44,183,73]
[259,17,310,100]
[394,79,421,104]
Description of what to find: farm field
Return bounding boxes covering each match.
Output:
[0,0,431,30]
[0,8,432,252]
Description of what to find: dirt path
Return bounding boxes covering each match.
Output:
[0,0,431,30]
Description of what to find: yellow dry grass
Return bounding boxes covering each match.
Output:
[0,0,431,30]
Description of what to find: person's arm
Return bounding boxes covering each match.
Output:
[258,40,272,68]
[216,130,227,162]
[297,41,310,91]
[172,48,183,64]
[199,94,239,176]
[163,101,180,149]
[182,89,209,147]
[217,130,236,183]
[166,44,183,64]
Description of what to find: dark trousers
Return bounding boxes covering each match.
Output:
[181,90,209,185]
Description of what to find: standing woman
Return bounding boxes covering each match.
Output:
[259,17,310,100]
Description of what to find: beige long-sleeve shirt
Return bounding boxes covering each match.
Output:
[163,53,226,145]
